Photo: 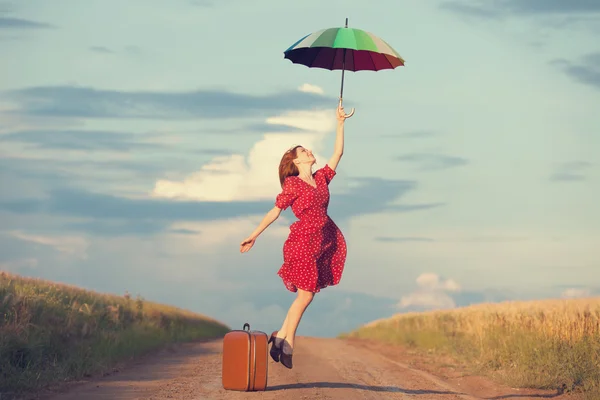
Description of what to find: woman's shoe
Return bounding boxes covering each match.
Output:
[268,331,281,362]
[280,342,293,369]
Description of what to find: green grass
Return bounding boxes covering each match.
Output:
[341,298,600,399]
[0,271,230,397]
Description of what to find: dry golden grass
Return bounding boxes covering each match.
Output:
[343,297,600,399]
[0,271,230,397]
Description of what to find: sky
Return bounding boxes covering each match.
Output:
[1,0,599,337]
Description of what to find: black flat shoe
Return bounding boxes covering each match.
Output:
[268,331,281,362]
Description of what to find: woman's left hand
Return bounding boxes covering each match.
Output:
[240,236,256,253]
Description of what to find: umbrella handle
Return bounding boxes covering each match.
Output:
[338,47,354,118]
[338,97,355,118]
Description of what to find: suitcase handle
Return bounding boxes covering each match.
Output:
[243,323,250,331]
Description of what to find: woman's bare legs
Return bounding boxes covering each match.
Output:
[274,288,314,353]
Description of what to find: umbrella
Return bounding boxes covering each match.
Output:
[284,18,404,117]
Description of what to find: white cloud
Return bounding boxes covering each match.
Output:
[416,272,461,292]
[397,273,461,310]
[150,86,337,202]
[151,154,249,201]
[298,83,325,95]
[6,231,89,259]
[561,287,592,298]
[398,290,456,309]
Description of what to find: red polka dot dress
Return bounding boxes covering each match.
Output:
[274,164,347,293]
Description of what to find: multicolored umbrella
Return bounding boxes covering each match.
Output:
[284,18,404,116]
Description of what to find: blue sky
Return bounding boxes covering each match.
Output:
[1,0,599,337]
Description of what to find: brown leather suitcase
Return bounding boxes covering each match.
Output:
[221,323,268,391]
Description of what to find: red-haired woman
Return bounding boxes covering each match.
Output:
[240,102,354,369]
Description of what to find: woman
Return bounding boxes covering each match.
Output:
[239,102,354,369]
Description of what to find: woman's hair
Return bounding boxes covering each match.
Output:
[278,145,301,188]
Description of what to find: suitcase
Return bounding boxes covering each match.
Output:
[221,323,268,391]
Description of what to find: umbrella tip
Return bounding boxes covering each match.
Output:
[345,17,348,27]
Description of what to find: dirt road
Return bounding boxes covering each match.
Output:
[40,337,576,400]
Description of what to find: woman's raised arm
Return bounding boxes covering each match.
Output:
[240,206,282,253]
[328,101,354,171]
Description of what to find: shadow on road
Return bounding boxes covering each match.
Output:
[267,381,465,395]
[485,394,562,399]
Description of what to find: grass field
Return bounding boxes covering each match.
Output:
[0,271,230,397]
[342,297,600,399]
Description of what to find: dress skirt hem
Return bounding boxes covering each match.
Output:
[277,267,342,293]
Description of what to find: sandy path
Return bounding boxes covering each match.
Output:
[39,337,576,400]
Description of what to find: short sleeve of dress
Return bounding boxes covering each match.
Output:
[275,178,298,210]
[317,164,336,185]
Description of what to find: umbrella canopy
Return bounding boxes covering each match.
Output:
[283,19,404,116]
[284,27,404,72]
